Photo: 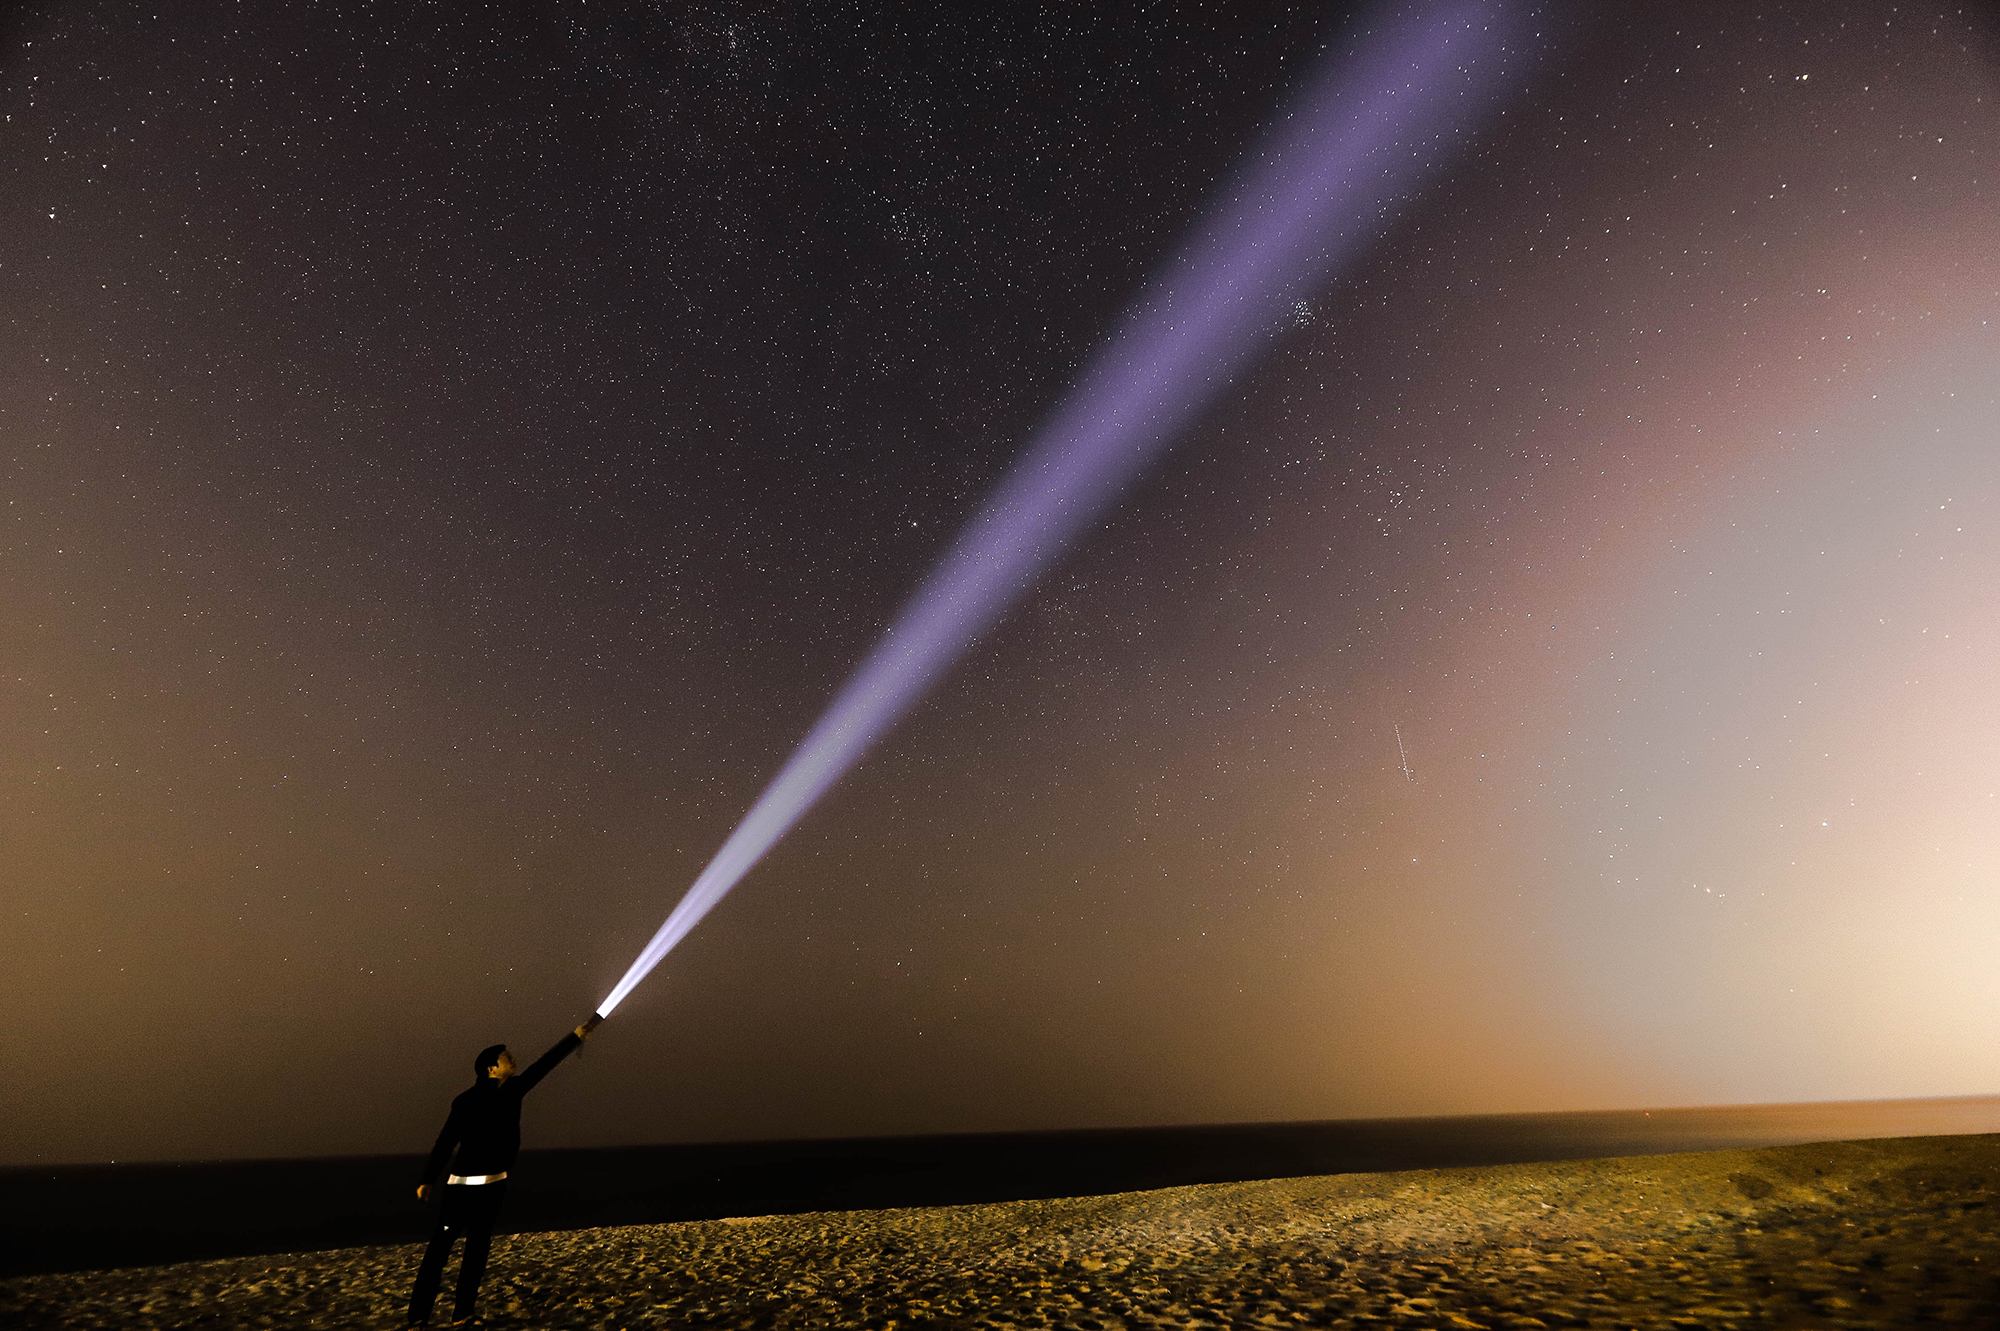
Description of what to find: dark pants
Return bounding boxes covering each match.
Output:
[407,1181,508,1325]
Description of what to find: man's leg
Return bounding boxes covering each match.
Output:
[406,1189,466,1326]
[450,1182,509,1324]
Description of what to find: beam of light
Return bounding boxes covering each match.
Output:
[597,0,1535,1017]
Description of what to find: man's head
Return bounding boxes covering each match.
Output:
[473,1044,518,1082]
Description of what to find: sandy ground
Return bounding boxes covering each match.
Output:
[4,1133,1995,1329]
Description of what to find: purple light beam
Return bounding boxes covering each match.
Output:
[598,0,1534,1016]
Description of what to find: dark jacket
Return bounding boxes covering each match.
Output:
[420,1031,581,1184]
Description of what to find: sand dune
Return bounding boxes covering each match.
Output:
[5,1134,1995,1328]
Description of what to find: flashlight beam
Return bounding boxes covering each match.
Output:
[597,1,1533,1018]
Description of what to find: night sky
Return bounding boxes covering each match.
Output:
[6,1,1998,1167]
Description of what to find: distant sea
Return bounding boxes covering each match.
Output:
[5,1096,1996,1277]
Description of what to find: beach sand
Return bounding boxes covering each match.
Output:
[4,1133,1994,1329]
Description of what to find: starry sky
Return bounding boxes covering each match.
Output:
[5,1,1998,1166]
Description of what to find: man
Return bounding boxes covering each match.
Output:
[406,1014,600,1328]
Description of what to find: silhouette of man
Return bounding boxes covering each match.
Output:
[406,1016,599,1327]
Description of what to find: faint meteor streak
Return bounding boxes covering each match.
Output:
[1395,722,1415,782]
[598,1,1534,1017]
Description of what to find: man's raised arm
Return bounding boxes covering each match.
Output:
[515,1014,602,1094]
